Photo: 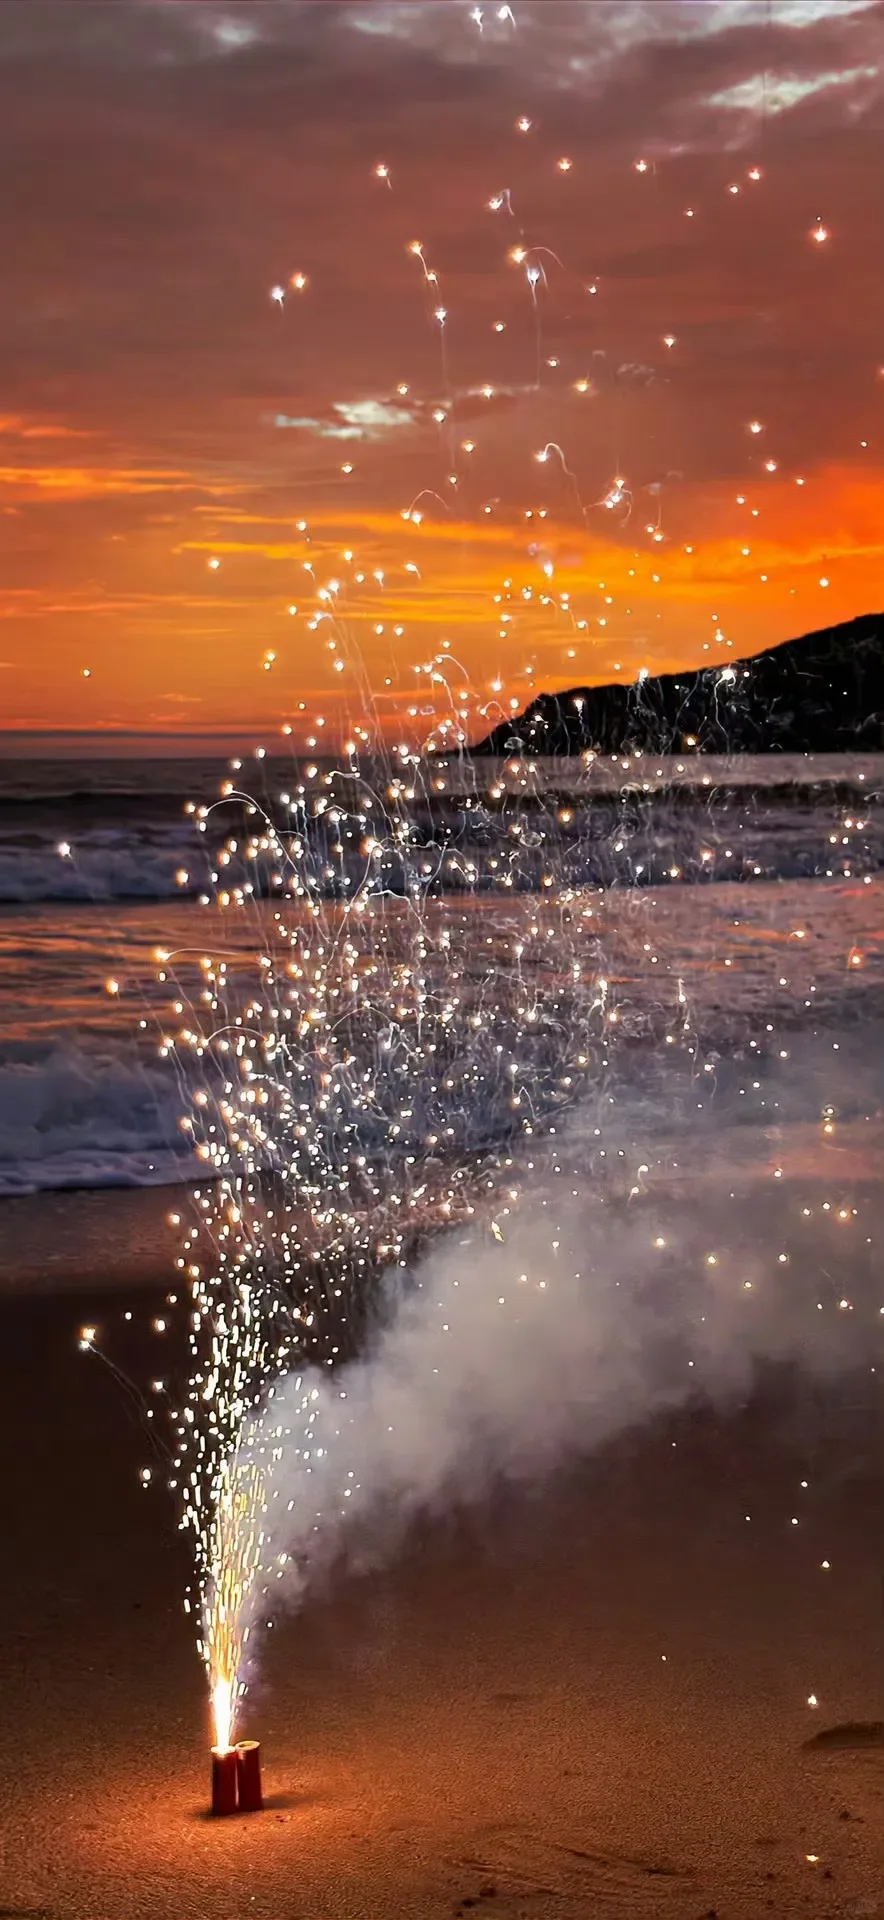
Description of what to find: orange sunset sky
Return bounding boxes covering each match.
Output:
[1,0,883,752]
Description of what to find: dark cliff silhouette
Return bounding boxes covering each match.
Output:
[474,613,884,757]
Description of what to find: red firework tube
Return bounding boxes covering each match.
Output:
[235,1741,263,1812]
[211,1746,239,1817]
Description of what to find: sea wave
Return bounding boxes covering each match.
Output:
[0,830,204,903]
[0,790,882,903]
[1,983,880,1197]
[0,1043,196,1195]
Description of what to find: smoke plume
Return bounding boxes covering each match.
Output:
[257,1111,874,1618]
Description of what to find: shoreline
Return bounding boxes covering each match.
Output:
[0,1180,189,1291]
[4,1132,884,1296]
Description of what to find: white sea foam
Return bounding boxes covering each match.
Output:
[0,767,880,903]
[0,1043,195,1194]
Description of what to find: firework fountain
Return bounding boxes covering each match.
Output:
[97,3,868,1811]
[170,750,639,1806]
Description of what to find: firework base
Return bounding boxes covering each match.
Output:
[236,1740,263,1812]
[210,1747,239,1817]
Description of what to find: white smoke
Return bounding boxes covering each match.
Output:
[255,1114,873,1619]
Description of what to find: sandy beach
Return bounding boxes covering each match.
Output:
[1,1185,882,1920]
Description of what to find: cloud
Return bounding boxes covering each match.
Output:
[334,399,416,434]
[708,60,879,112]
[273,398,417,440]
[0,464,224,501]
[200,13,260,55]
[338,0,884,136]
[3,2,880,130]
[273,414,362,440]
[0,414,92,441]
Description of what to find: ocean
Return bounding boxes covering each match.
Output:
[0,752,882,1198]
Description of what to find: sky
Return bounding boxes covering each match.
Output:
[1,0,883,752]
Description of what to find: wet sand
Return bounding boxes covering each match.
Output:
[0,1182,184,1292]
[1,1188,883,1920]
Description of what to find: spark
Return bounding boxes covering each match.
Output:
[163,715,644,1733]
[407,240,435,285]
[98,113,883,1788]
[600,476,630,514]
